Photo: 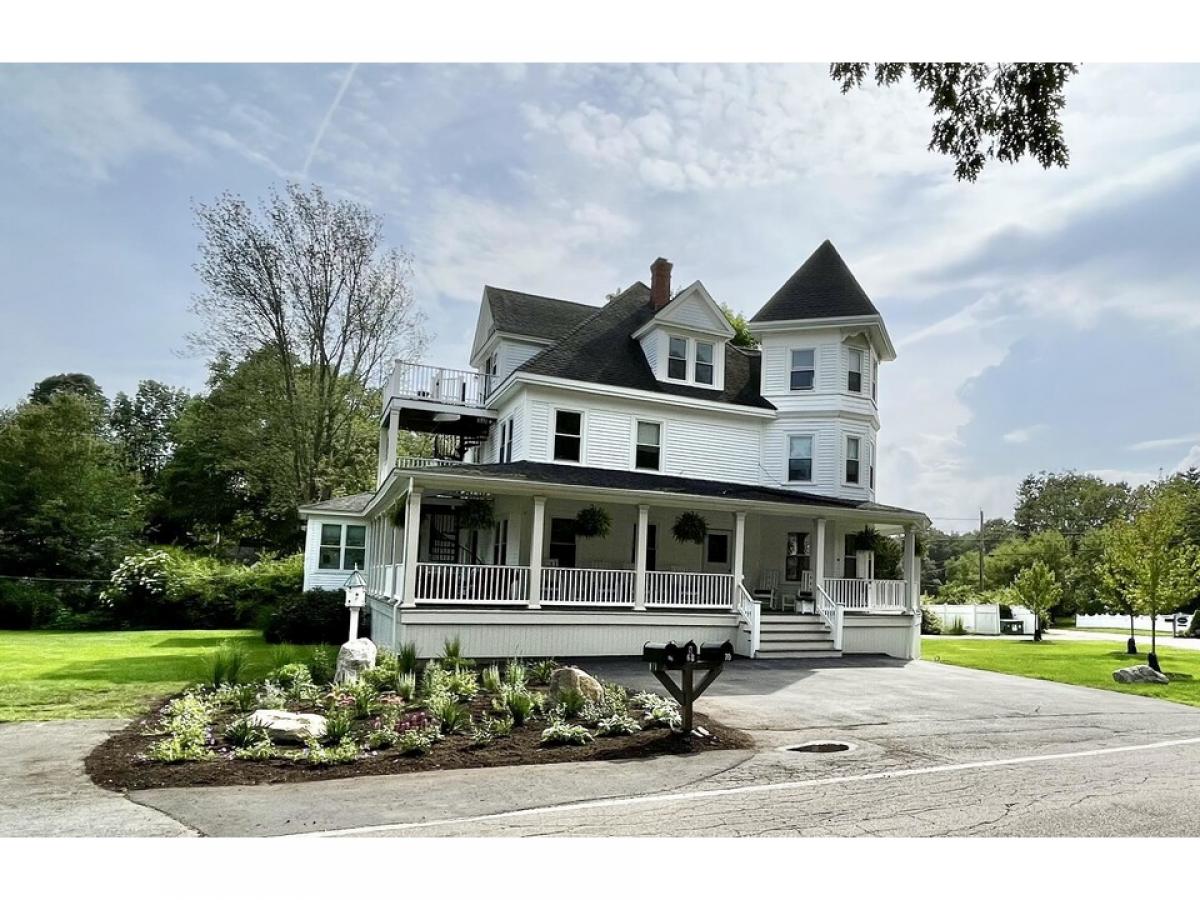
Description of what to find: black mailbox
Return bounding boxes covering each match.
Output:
[699,641,734,662]
[643,641,698,666]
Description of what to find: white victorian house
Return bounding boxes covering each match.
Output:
[300,241,929,661]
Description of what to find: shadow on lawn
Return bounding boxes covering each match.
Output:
[36,654,210,684]
[149,634,261,649]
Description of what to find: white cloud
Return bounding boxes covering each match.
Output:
[1176,445,1200,473]
[1003,425,1047,445]
[1128,433,1200,451]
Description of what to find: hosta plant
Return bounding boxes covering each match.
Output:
[397,727,436,756]
[595,714,641,737]
[540,722,594,746]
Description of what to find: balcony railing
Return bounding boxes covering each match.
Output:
[394,456,457,469]
[386,362,494,409]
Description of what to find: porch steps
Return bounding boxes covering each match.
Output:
[753,614,842,659]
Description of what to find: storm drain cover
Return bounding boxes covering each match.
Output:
[784,741,854,753]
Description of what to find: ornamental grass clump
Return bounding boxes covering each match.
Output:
[503,659,528,690]
[556,687,587,720]
[441,636,473,671]
[396,642,419,675]
[212,682,259,713]
[205,641,248,687]
[224,716,268,748]
[323,708,355,745]
[529,659,558,684]
[394,671,417,702]
[495,686,535,726]
[481,664,504,695]
[429,694,472,735]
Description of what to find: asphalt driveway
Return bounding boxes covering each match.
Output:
[114,656,1200,837]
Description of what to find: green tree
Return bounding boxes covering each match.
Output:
[1014,471,1131,536]
[1010,560,1062,641]
[109,380,190,484]
[190,183,425,507]
[28,372,106,412]
[0,394,141,577]
[830,63,1077,182]
[720,304,758,349]
[1100,489,1200,670]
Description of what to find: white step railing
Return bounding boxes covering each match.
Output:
[734,582,762,657]
[414,563,528,604]
[815,583,844,651]
[387,361,494,409]
[541,567,635,606]
[646,571,735,608]
[823,577,909,612]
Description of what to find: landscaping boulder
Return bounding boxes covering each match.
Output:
[248,709,327,744]
[1112,664,1170,685]
[548,666,603,703]
[334,637,377,684]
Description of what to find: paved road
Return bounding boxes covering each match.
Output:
[123,658,1200,838]
[0,719,193,837]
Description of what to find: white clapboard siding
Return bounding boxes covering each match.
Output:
[584,409,633,469]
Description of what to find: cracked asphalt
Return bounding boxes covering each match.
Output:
[118,658,1200,838]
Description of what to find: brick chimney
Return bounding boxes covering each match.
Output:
[650,257,673,310]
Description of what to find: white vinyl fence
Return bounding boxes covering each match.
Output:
[925,602,1001,635]
[1075,613,1192,633]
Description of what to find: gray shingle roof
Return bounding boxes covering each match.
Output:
[299,492,373,515]
[516,283,773,410]
[750,240,881,323]
[410,461,925,519]
[483,286,598,343]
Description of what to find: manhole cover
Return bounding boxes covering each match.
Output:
[783,741,854,753]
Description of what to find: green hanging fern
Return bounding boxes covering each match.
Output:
[457,496,495,531]
[574,505,612,539]
[852,526,882,553]
[672,511,708,545]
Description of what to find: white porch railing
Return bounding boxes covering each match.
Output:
[823,577,909,612]
[734,582,762,658]
[646,572,735,608]
[394,456,457,469]
[541,567,635,606]
[387,361,494,409]
[815,582,844,651]
[414,563,528,604]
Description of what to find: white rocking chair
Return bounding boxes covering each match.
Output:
[754,569,781,611]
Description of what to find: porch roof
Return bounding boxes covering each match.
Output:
[391,461,928,525]
[298,492,373,516]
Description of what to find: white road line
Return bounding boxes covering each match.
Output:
[291,734,1200,838]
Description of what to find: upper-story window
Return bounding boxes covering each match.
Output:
[635,420,662,471]
[871,353,877,401]
[318,523,366,571]
[790,349,815,391]
[694,341,715,385]
[845,436,861,485]
[497,418,513,463]
[868,441,875,489]
[553,410,582,462]
[788,434,813,482]
[667,336,688,380]
[848,348,863,393]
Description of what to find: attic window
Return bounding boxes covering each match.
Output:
[667,336,688,380]
[695,341,715,385]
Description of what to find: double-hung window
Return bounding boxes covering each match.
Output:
[318,523,366,571]
[868,441,875,489]
[848,348,863,393]
[845,436,861,484]
[694,341,715,385]
[790,349,815,391]
[635,420,661,471]
[667,336,688,380]
[870,353,877,401]
[787,435,813,482]
[553,410,582,462]
[497,418,513,463]
[786,532,810,582]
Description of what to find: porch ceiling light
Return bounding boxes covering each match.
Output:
[432,412,462,422]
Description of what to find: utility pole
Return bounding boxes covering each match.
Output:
[978,509,985,592]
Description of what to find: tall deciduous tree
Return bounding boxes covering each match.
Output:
[190,183,425,507]
[109,380,190,484]
[1100,489,1200,671]
[830,63,1077,182]
[0,394,141,577]
[1014,471,1132,536]
[1010,560,1062,641]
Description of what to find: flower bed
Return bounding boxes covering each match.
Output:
[87,644,749,790]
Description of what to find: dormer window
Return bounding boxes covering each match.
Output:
[848,349,863,393]
[667,336,688,380]
[695,341,715,385]
[790,349,815,391]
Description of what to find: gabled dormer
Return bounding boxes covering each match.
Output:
[631,258,736,393]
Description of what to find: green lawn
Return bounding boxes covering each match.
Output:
[923,637,1200,709]
[0,629,312,721]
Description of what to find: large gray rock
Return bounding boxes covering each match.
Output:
[1112,664,1169,685]
[334,637,377,685]
[548,666,603,704]
[247,709,327,744]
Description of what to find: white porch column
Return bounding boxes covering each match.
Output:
[400,486,422,608]
[732,510,746,605]
[814,517,827,593]
[527,496,547,609]
[386,409,399,469]
[634,504,650,611]
[903,524,919,612]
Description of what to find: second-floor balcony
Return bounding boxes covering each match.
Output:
[386,361,495,411]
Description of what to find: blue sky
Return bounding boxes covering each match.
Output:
[2,63,1198,526]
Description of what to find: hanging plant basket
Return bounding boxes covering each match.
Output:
[672,511,708,545]
[852,526,882,553]
[457,495,495,531]
[574,505,612,539]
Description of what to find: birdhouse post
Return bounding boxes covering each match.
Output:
[343,567,367,642]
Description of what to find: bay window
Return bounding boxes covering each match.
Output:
[848,348,863,393]
[788,434,813,482]
[845,436,860,484]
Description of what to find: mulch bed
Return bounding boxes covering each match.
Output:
[86,693,751,792]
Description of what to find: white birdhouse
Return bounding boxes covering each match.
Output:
[343,567,367,641]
